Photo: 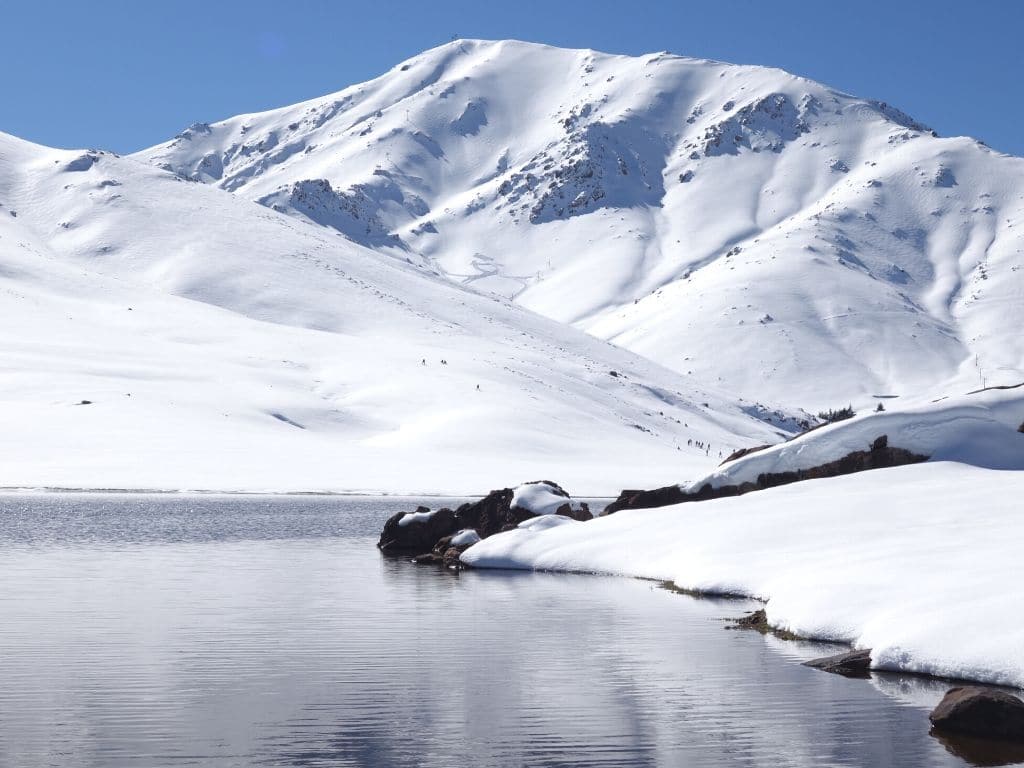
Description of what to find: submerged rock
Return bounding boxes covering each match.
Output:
[411,551,444,565]
[803,648,872,678]
[725,608,800,640]
[441,547,463,569]
[929,686,1024,742]
[731,608,768,630]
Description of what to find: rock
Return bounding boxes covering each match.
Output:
[554,501,592,521]
[803,648,872,678]
[429,529,482,570]
[411,552,443,565]
[725,608,800,640]
[732,608,767,629]
[458,481,590,535]
[604,439,928,513]
[377,506,459,553]
[602,484,686,515]
[441,547,463,569]
[380,482,590,563]
[453,489,518,538]
[1018,421,1023,433]
[929,686,1024,742]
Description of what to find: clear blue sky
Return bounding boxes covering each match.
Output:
[3,0,1021,156]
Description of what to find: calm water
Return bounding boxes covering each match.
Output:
[0,494,1007,767]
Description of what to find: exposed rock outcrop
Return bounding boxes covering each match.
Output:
[930,687,1024,742]
[379,481,591,565]
[377,506,459,553]
[601,484,686,515]
[603,435,928,513]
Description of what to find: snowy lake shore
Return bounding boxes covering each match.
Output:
[463,462,1024,690]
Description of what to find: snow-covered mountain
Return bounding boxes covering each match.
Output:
[0,130,787,494]
[138,39,1024,413]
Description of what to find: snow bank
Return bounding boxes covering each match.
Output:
[510,481,583,516]
[449,528,481,547]
[397,509,438,528]
[463,462,1024,688]
[517,515,577,532]
[691,388,1024,492]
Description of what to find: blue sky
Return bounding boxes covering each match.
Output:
[3,0,1021,155]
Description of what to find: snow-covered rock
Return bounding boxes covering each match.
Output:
[449,528,481,547]
[510,480,590,518]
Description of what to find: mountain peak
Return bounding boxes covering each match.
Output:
[134,42,1024,411]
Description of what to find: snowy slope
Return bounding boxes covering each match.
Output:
[691,385,1024,492]
[138,39,1024,412]
[0,131,788,494]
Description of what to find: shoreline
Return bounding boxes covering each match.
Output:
[0,484,618,500]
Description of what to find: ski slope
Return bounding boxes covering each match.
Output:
[0,131,785,494]
[139,39,1024,412]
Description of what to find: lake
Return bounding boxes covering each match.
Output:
[0,493,1006,767]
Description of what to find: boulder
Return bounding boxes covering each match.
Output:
[377,506,459,553]
[803,648,872,678]
[929,686,1024,742]
[453,488,518,538]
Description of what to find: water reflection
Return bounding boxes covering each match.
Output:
[0,494,1005,767]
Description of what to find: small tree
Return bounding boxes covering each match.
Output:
[817,405,855,424]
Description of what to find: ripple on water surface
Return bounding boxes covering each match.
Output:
[0,494,995,767]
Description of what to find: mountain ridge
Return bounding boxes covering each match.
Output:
[135,39,1024,413]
